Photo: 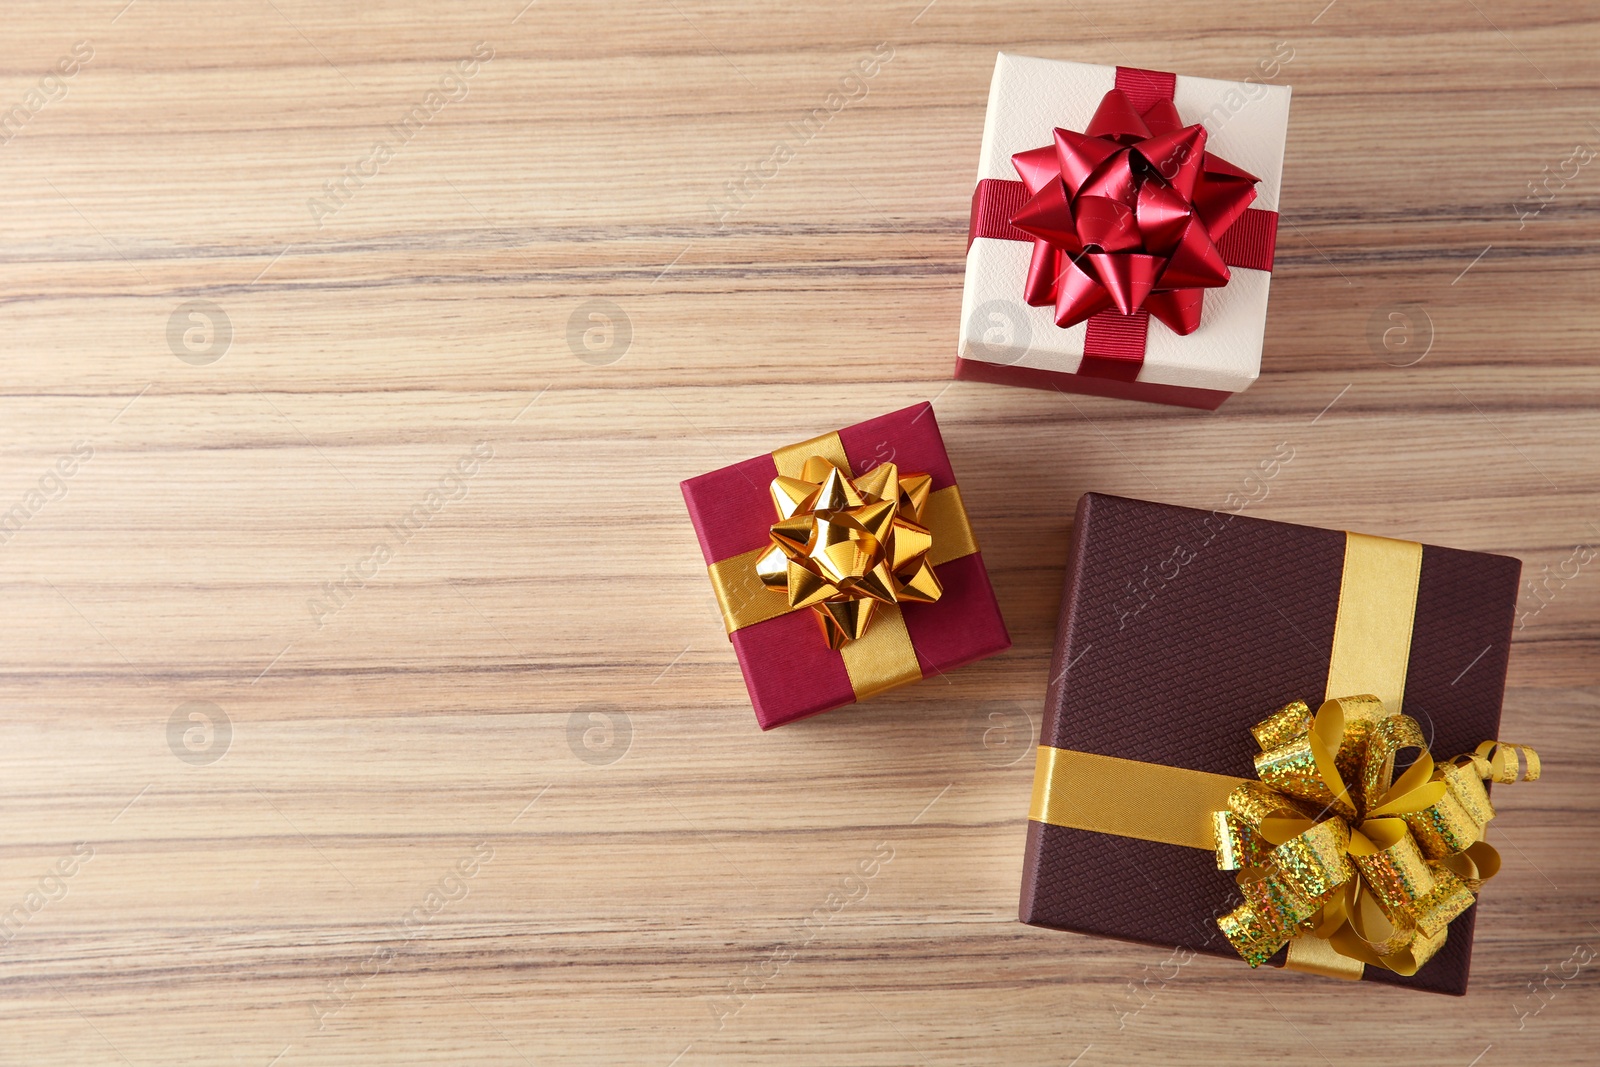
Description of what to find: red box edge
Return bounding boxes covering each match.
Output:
[954,356,1235,410]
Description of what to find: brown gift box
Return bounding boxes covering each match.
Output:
[1020,493,1522,994]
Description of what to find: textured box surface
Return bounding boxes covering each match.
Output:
[1021,493,1521,994]
[681,403,1010,729]
[959,54,1291,406]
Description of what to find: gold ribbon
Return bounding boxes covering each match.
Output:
[1027,529,1541,982]
[1029,747,1241,850]
[1324,532,1422,714]
[1214,695,1539,978]
[705,430,981,700]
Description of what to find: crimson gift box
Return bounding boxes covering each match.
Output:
[1021,493,1522,994]
[681,403,1010,729]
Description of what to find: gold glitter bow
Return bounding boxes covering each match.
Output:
[1214,695,1539,979]
[755,456,943,649]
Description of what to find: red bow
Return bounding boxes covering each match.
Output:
[1009,87,1261,335]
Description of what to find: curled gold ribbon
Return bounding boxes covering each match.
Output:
[1214,695,1539,979]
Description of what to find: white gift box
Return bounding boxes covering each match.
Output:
[956,54,1292,409]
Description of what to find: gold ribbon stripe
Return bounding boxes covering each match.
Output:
[1289,530,1421,979]
[1028,747,1245,850]
[709,552,796,634]
[840,603,922,699]
[1324,532,1423,713]
[772,431,848,479]
[920,486,980,567]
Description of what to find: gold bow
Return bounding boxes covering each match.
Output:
[1214,695,1539,980]
[756,456,942,649]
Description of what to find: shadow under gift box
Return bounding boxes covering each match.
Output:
[681,403,1011,730]
[1022,493,1523,995]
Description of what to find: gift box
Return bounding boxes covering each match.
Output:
[682,403,1010,729]
[957,54,1291,409]
[1022,493,1539,994]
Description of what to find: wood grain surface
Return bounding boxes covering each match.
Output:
[3,1,1598,1064]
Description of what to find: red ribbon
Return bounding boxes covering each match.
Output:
[969,66,1279,382]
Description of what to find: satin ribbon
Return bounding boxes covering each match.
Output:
[969,65,1279,381]
[1215,695,1538,979]
[1027,530,1541,982]
[705,429,979,699]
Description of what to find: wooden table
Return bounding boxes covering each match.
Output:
[4,2,1597,1063]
